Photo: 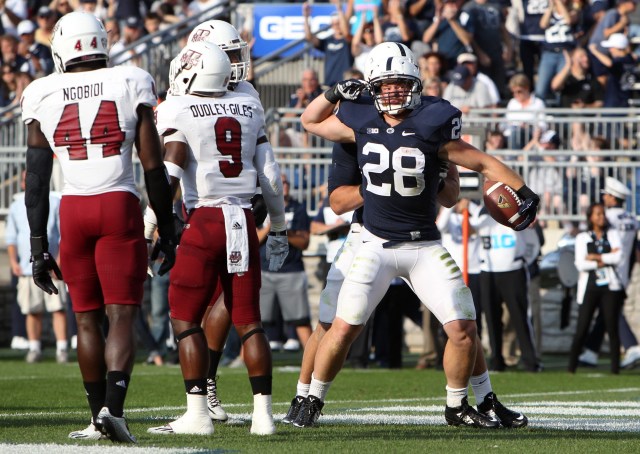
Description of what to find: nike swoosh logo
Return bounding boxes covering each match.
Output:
[402,131,415,136]
[515,415,525,420]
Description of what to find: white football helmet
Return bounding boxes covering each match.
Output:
[187,20,250,84]
[366,55,422,115]
[172,41,231,97]
[50,12,108,73]
[364,42,417,81]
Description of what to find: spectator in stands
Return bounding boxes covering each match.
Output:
[16,20,53,78]
[303,0,353,87]
[422,0,474,69]
[405,0,437,55]
[442,63,493,114]
[280,68,323,148]
[35,7,56,48]
[463,0,512,99]
[76,0,109,22]
[310,195,351,286]
[587,0,636,88]
[258,174,313,352]
[1,63,32,111]
[552,47,604,108]
[351,10,383,73]
[418,51,449,88]
[104,17,120,48]
[1,0,26,37]
[109,16,148,66]
[565,136,609,216]
[511,0,547,88]
[422,75,443,96]
[589,34,636,109]
[51,0,74,19]
[569,202,625,374]
[187,0,228,21]
[536,0,579,103]
[6,170,68,364]
[1,34,28,73]
[524,129,564,225]
[502,73,546,149]
[485,128,507,153]
[456,52,500,106]
[379,0,415,47]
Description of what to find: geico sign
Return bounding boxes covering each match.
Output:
[259,16,332,40]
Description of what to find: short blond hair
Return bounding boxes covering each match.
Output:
[509,74,530,90]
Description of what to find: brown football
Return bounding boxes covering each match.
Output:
[483,180,523,228]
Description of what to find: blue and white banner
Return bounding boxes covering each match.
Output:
[252,4,337,58]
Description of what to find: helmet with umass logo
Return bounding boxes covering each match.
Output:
[171,41,231,97]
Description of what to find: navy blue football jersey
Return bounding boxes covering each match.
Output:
[328,141,364,225]
[336,97,462,241]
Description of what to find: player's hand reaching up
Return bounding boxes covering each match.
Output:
[324,79,367,104]
[514,185,540,231]
[266,231,289,271]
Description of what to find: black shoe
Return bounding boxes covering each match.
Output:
[478,392,528,428]
[282,395,305,424]
[445,397,500,428]
[292,395,324,428]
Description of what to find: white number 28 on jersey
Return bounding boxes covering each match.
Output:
[362,143,425,197]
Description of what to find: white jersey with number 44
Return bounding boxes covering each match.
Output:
[155,90,265,210]
[21,66,157,198]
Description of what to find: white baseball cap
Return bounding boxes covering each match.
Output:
[601,33,629,49]
[17,20,36,35]
[601,176,631,200]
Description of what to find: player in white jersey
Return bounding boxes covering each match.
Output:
[146,41,287,436]
[21,12,176,443]
[158,20,277,422]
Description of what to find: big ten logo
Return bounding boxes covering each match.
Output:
[258,15,332,40]
[482,234,516,250]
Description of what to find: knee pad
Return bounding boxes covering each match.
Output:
[241,327,265,344]
[175,326,204,343]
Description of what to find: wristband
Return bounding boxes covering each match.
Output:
[268,230,288,237]
[516,184,536,200]
[30,236,48,257]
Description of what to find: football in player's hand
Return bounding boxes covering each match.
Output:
[483,180,523,228]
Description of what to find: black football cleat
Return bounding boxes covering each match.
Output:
[478,392,528,428]
[282,395,305,424]
[445,397,500,428]
[292,395,324,428]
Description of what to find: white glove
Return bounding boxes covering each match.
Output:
[265,233,289,271]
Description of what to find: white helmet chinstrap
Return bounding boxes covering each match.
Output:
[366,54,422,115]
[172,41,232,97]
[187,20,250,84]
[51,12,109,73]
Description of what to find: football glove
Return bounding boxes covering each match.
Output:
[324,79,367,104]
[514,185,540,231]
[30,236,63,295]
[151,222,177,276]
[251,193,268,226]
[266,231,289,271]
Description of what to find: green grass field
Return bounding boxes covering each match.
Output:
[1,349,639,453]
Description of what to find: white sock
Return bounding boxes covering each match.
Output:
[470,371,493,406]
[297,380,310,398]
[28,340,41,353]
[446,385,468,408]
[309,373,332,401]
[253,393,273,415]
[186,393,208,417]
[56,340,68,352]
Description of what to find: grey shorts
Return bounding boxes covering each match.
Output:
[17,276,67,315]
[259,271,310,323]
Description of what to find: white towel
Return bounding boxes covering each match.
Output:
[222,204,249,274]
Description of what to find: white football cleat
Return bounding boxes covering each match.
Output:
[251,394,275,435]
[68,420,106,440]
[147,412,214,435]
[207,378,228,422]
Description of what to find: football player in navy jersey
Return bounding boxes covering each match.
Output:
[295,43,539,428]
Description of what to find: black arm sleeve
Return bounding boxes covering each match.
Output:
[25,146,54,239]
[144,166,174,232]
